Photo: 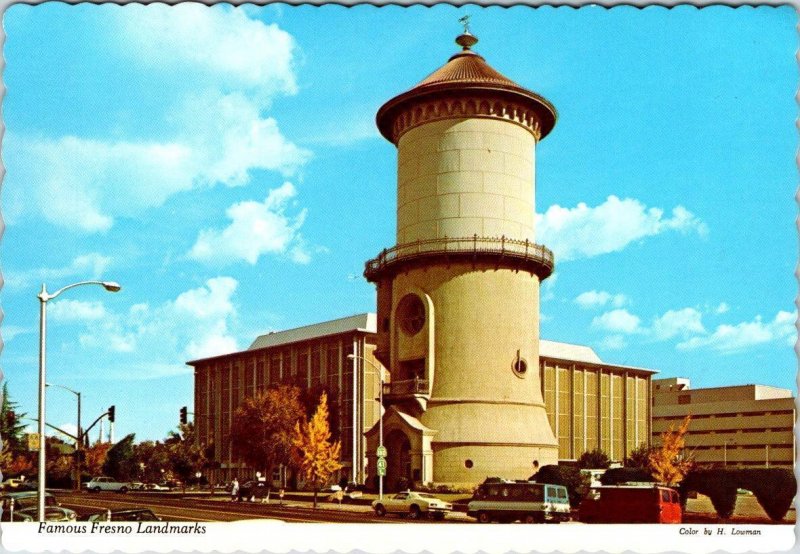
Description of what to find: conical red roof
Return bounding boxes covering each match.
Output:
[376,33,557,144]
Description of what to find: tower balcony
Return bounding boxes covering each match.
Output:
[383,378,430,416]
[364,235,554,282]
[383,378,430,397]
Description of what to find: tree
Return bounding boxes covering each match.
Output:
[102,434,138,481]
[83,442,113,478]
[133,440,171,483]
[291,392,342,508]
[230,385,304,481]
[1,383,29,454]
[624,443,652,469]
[649,415,693,485]
[164,423,207,492]
[534,465,590,508]
[577,448,611,469]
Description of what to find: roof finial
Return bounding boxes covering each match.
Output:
[455,15,479,51]
[459,14,471,34]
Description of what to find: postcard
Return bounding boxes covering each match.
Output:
[0,3,795,553]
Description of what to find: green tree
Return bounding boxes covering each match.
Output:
[534,465,590,508]
[133,440,172,483]
[624,443,652,469]
[291,392,343,508]
[102,434,138,481]
[230,385,304,481]
[164,423,207,492]
[577,448,611,469]
[1,382,29,453]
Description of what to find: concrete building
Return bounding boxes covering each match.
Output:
[188,313,383,484]
[651,377,795,469]
[540,341,654,463]
[364,29,560,487]
[188,312,656,486]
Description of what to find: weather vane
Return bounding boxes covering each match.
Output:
[459,14,471,34]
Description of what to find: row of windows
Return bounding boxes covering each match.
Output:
[653,410,794,421]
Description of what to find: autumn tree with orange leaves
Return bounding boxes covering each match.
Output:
[291,392,342,508]
[649,415,693,485]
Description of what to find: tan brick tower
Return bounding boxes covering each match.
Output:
[364,30,559,487]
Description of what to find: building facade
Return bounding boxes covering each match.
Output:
[189,313,656,487]
[188,314,383,484]
[651,377,795,469]
[364,30,560,487]
[540,340,654,463]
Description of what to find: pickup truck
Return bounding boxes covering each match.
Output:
[85,476,131,493]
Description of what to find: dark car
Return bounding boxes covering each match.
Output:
[88,508,162,522]
[1,491,78,521]
[238,480,270,501]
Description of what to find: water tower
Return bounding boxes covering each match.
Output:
[364,28,559,486]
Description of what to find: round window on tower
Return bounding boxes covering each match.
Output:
[397,294,426,336]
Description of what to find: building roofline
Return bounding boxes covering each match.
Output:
[539,353,659,375]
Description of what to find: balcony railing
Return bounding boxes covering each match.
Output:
[383,378,430,396]
[364,235,554,281]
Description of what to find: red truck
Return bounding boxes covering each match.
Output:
[579,485,682,523]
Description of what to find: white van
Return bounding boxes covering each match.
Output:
[467,480,571,523]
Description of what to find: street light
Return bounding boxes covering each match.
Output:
[723,438,735,468]
[45,382,82,491]
[347,353,385,500]
[37,280,120,521]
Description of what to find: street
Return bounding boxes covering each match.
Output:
[54,491,462,524]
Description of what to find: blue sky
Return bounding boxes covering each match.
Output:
[1,4,796,442]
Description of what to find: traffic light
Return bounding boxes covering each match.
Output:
[179,406,188,425]
[108,405,115,423]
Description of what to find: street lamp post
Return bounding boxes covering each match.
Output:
[45,383,82,491]
[346,354,385,500]
[37,280,120,521]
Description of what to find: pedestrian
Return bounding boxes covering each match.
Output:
[230,478,239,502]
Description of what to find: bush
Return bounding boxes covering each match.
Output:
[534,464,589,507]
[600,467,654,486]
[738,468,796,522]
[681,469,739,520]
[577,448,611,469]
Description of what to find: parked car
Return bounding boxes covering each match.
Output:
[85,476,131,493]
[1,491,78,522]
[129,482,145,491]
[372,491,452,520]
[87,508,162,522]
[2,478,27,490]
[143,483,169,491]
[467,480,571,523]
[238,480,270,501]
[578,485,682,523]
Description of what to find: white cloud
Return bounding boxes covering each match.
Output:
[4,7,310,232]
[715,303,730,314]
[4,253,113,290]
[71,278,241,374]
[1,325,33,342]
[677,311,796,353]
[599,335,627,350]
[49,299,108,322]
[188,182,310,265]
[591,309,642,334]
[541,273,558,302]
[537,196,707,261]
[651,308,706,340]
[119,4,298,99]
[575,290,628,310]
